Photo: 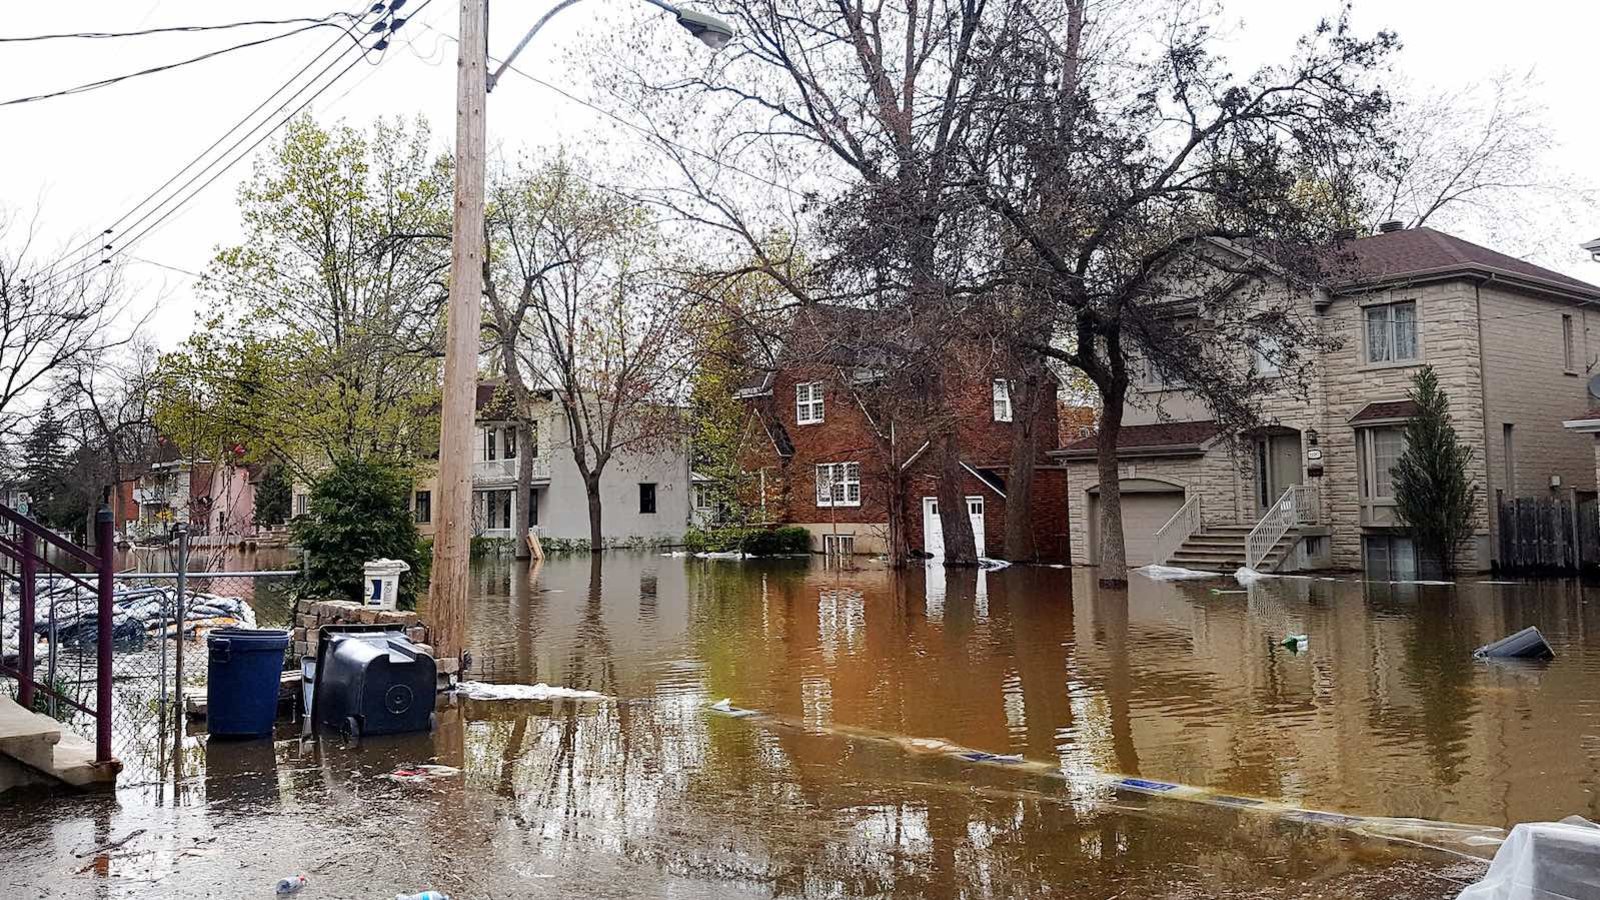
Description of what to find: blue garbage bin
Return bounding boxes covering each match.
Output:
[207,627,290,738]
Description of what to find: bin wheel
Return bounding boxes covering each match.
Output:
[345,716,361,739]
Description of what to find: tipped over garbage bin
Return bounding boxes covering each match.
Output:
[207,627,291,738]
[311,625,437,739]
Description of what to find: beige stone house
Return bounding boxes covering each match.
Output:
[1056,225,1600,576]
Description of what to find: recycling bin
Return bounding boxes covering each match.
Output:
[363,558,411,610]
[206,627,291,738]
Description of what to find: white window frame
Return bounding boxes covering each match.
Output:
[692,483,713,512]
[823,533,854,556]
[1363,300,1419,365]
[795,382,825,425]
[1356,424,1406,524]
[1251,332,1283,377]
[992,378,1013,422]
[815,462,861,508]
[1563,314,1577,374]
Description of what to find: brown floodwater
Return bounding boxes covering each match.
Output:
[4,555,1597,898]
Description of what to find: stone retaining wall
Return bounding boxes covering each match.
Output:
[290,599,456,674]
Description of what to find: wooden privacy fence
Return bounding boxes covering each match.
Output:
[1495,495,1593,571]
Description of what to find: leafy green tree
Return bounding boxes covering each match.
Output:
[1393,366,1479,575]
[290,457,429,609]
[155,115,450,476]
[254,464,292,526]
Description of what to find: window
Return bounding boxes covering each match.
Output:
[527,420,539,457]
[528,488,538,527]
[483,489,512,530]
[1503,424,1516,492]
[1252,333,1283,376]
[796,382,825,425]
[639,483,657,515]
[293,493,308,517]
[815,462,861,507]
[1563,315,1577,373]
[992,379,1013,422]
[504,426,517,459]
[693,483,713,512]
[823,534,854,556]
[483,428,498,461]
[1364,301,1418,364]
[414,490,431,524]
[1357,425,1406,524]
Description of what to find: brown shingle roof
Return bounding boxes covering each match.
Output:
[1348,399,1419,423]
[1057,420,1222,458]
[1329,228,1600,299]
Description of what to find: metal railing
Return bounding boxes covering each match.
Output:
[1151,495,1202,566]
[1245,484,1320,570]
[0,503,115,766]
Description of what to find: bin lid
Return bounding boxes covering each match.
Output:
[363,558,412,575]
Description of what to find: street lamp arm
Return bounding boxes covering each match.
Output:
[489,0,733,90]
[488,0,588,92]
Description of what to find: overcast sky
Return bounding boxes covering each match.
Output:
[2,0,1596,350]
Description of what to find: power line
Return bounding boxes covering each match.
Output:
[0,13,362,43]
[35,3,424,293]
[0,21,364,107]
[42,2,381,274]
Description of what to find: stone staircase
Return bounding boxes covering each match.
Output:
[0,696,117,793]
[1165,524,1298,573]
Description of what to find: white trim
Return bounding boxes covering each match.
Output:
[1562,418,1600,433]
[960,462,1006,499]
[899,441,932,471]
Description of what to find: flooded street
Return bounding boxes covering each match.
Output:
[4,555,1598,898]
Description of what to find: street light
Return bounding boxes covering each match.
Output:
[489,0,734,92]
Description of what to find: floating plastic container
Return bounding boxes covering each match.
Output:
[207,627,291,738]
[311,625,436,738]
[1474,626,1555,661]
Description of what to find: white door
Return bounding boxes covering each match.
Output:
[922,496,986,559]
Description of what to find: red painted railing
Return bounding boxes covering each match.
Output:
[0,503,115,765]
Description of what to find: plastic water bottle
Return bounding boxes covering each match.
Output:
[275,875,307,895]
[396,893,449,900]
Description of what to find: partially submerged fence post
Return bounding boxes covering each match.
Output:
[18,531,36,710]
[174,525,189,720]
[95,507,114,766]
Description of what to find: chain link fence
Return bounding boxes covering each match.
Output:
[3,532,297,779]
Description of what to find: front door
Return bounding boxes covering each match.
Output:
[1255,432,1304,514]
[923,496,986,559]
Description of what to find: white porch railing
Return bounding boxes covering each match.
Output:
[1151,495,1202,566]
[1245,484,1320,570]
[473,457,550,483]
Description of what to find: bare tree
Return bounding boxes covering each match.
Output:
[489,158,692,549]
[969,4,1396,584]
[0,208,136,446]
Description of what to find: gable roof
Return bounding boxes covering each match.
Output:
[1329,227,1600,300]
[1054,420,1223,460]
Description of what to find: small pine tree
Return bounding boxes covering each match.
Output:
[290,458,429,608]
[1392,366,1479,575]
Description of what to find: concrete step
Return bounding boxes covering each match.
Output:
[0,696,116,791]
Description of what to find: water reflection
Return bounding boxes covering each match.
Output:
[8,556,1600,898]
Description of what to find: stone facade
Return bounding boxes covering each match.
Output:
[1065,232,1600,572]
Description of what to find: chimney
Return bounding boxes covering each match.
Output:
[1333,227,1359,242]
[1377,220,1405,234]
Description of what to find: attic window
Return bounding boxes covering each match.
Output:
[992,379,1013,422]
[796,382,825,425]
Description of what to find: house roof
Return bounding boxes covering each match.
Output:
[1328,227,1600,300]
[1055,420,1223,459]
[1348,399,1420,424]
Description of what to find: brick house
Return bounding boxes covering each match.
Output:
[735,306,1072,560]
[1056,225,1600,576]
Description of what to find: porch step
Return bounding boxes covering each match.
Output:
[1166,527,1297,572]
[0,696,117,791]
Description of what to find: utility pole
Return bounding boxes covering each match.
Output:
[430,0,488,666]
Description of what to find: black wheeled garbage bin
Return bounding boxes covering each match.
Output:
[311,624,437,738]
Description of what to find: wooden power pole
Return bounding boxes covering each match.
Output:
[430,0,488,665]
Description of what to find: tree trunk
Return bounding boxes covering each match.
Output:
[1095,391,1128,587]
[514,426,533,560]
[585,473,603,552]
[1003,366,1045,562]
[936,429,978,566]
[885,466,908,568]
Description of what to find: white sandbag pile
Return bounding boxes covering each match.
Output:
[1,577,256,654]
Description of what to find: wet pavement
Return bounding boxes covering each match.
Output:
[4,555,1598,898]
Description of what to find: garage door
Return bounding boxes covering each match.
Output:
[1087,488,1185,566]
